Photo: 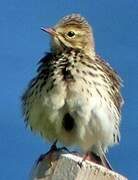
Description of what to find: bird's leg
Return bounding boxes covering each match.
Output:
[50,140,70,152]
[77,150,113,170]
[78,151,93,168]
[83,151,96,161]
[50,139,58,151]
[98,146,113,170]
[100,151,113,170]
[36,140,58,165]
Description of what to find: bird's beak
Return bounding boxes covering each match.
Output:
[41,27,58,37]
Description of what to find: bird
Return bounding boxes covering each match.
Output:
[22,14,123,169]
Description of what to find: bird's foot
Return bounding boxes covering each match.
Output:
[49,140,58,151]
[36,140,58,165]
[77,151,102,168]
[77,160,83,168]
[82,151,96,162]
[77,152,90,168]
[59,146,70,153]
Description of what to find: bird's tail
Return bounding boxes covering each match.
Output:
[92,151,113,170]
[100,153,113,170]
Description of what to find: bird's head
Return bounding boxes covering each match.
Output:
[41,14,95,57]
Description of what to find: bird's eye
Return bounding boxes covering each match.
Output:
[67,31,75,38]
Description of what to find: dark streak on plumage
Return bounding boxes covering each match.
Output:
[82,70,87,75]
[81,61,98,71]
[88,81,92,85]
[76,69,80,73]
[96,88,102,98]
[88,71,95,77]
[93,81,102,86]
[87,89,90,94]
[82,77,87,84]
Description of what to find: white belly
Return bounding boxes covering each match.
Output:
[28,77,117,154]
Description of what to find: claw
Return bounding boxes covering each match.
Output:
[77,160,83,168]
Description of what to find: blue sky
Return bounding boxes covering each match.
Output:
[0,0,138,179]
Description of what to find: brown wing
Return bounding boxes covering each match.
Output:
[95,55,124,113]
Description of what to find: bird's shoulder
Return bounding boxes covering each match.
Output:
[37,52,54,73]
[22,53,54,101]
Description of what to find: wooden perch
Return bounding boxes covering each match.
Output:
[30,148,127,180]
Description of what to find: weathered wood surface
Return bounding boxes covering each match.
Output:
[30,149,127,180]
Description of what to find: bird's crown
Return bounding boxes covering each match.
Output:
[55,14,90,30]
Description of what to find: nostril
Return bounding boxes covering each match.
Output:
[62,113,75,131]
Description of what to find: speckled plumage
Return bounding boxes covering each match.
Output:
[22,14,123,167]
